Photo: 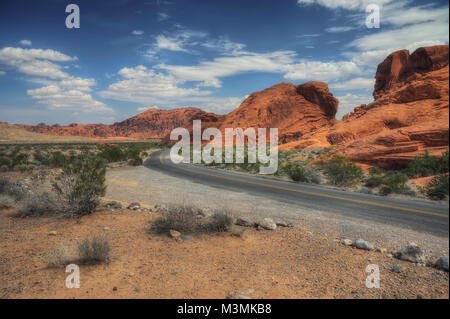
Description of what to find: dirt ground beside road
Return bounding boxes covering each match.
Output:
[0,206,448,299]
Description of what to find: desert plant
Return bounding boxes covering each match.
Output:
[149,205,202,234]
[422,174,449,200]
[0,194,15,209]
[284,162,321,183]
[77,235,110,264]
[320,155,364,186]
[52,154,107,215]
[209,212,234,232]
[16,193,58,217]
[99,144,126,163]
[406,150,449,178]
[0,177,24,200]
[43,243,74,267]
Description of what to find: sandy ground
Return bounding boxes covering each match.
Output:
[0,206,448,299]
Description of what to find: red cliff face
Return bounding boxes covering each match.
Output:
[321,45,449,168]
[219,82,338,144]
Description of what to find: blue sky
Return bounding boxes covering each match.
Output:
[0,0,448,125]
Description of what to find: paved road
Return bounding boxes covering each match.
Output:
[145,150,449,237]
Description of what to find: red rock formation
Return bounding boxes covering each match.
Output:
[218,82,338,144]
[20,107,224,140]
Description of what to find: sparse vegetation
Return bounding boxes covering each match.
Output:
[283,161,321,183]
[421,174,449,200]
[365,168,413,196]
[16,193,58,217]
[0,194,15,209]
[52,154,107,216]
[149,205,234,234]
[0,176,24,201]
[406,150,449,178]
[77,235,110,264]
[319,155,364,187]
[43,243,74,267]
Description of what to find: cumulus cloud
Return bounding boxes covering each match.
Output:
[336,93,373,119]
[131,30,144,36]
[284,61,361,81]
[19,39,32,46]
[0,46,111,113]
[330,77,375,90]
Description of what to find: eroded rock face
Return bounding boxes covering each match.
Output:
[219,82,338,145]
[284,45,449,169]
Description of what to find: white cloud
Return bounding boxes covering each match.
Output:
[155,35,187,52]
[284,60,361,81]
[137,105,159,112]
[27,85,112,113]
[325,26,355,33]
[336,93,373,119]
[157,12,170,21]
[0,70,5,76]
[131,30,144,36]
[330,77,374,90]
[159,50,297,87]
[19,39,32,46]
[0,46,111,114]
[297,0,392,10]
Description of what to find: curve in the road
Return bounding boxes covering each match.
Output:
[145,150,449,236]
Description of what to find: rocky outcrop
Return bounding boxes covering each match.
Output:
[218,82,337,144]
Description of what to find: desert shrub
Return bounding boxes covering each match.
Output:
[0,177,24,200]
[320,155,364,186]
[99,145,126,163]
[0,156,11,169]
[126,147,143,166]
[209,212,234,232]
[149,205,202,234]
[284,162,321,183]
[406,150,449,178]
[77,235,110,264]
[16,193,58,217]
[422,174,449,200]
[11,153,29,167]
[43,243,74,267]
[52,154,106,215]
[0,194,15,209]
[366,169,411,194]
[0,165,9,172]
[14,164,34,173]
[49,151,68,168]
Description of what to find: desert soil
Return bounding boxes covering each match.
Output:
[0,206,448,299]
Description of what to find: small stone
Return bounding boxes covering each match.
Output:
[341,239,353,246]
[376,248,387,254]
[353,238,374,251]
[235,217,252,227]
[48,231,57,236]
[258,218,277,230]
[112,286,118,291]
[391,265,402,273]
[434,256,449,272]
[127,202,141,210]
[275,221,290,227]
[169,229,181,239]
[103,226,110,231]
[129,272,135,277]
[181,235,193,241]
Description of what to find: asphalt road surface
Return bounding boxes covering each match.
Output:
[145,150,449,237]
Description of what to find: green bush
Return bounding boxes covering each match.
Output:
[16,193,58,217]
[406,150,449,178]
[49,151,68,167]
[320,155,364,186]
[0,177,24,200]
[77,236,110,264]
[52,154,107,215]
[365,169,412,196]
[284,162,321,183]
[422,174,449,200]
[99,145,126,163]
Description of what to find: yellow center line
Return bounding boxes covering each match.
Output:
[158,153,448,219]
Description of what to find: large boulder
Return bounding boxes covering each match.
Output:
[393,242,425,263]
